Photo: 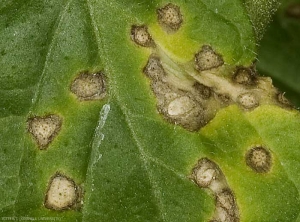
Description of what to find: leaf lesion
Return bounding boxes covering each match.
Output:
[191,158,240,222]
[130,2,294,133]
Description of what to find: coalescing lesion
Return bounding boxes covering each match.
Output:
[191,158,240,222]
[130,2,293,132]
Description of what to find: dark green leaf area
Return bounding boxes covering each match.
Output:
[257,0,300,107]
[82,101,214,222]
[0,0,99,117]
[0,117,25,215]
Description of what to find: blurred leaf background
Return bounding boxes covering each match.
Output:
[257,0,300,108]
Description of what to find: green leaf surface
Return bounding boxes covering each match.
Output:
[244,0,280,40]
[1,0,300,221]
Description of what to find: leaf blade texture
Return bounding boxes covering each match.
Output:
[2,0,300,221]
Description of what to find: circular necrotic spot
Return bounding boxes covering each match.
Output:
[167,96,195,116]
[143,55,165,80]
[286,3,300,19]
[195,45,224,71]
[237,93,258,109]
[44,173,79,211]
[70,72,106,101]
[157,3,183,32]
[27,115,62,149]
[246,146,272,173]
[192,158,218,188]
[233,67,256,85]
[193,82,211,99]
[130,25,154,47]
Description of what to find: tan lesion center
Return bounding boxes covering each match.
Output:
[130,4,292,131]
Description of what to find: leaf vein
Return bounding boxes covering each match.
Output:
[117,102,167,221]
